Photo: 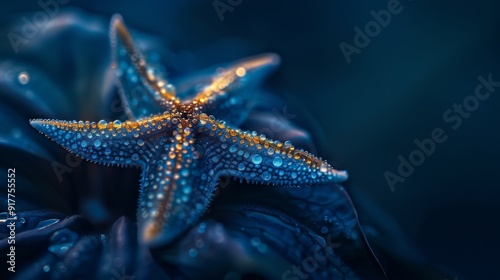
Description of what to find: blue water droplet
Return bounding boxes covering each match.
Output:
[229,145,237,153]
[311,172,317,179]
[80,140,87,148]
[272,157,283,167]
[36,219,60,230]
[251,154,262,165]
[183,186,192,194]
[198,222,206,233]
[188,248,198,258]
[196,203,204,210]
[93,139,101,147]
[320,226,329,234]
[262,171,271,181]
[238,163,246,171]
[181,169,189,177]
[251,237,261,246]
[212,156,219,163]
[43,265,50,272]
[132,154,139,161]
[48,229,78,257]
[104,148,111,155]
[137,139,145,146]
[291,172,298,179]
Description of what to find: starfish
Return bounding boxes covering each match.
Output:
[29,15,348,247]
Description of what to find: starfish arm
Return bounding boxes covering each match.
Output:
[185,53,280,126]
[137,124,216,246]
[29,113,175,167]
[195,114,348,187]
[110,14,177,119]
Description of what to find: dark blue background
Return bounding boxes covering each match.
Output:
[1,1,498,279]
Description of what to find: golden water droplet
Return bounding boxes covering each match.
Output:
[113,120,122,129]
[97,120,107,130]
[236,67,246,77]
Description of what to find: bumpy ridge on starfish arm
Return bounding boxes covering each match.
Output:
[110,14,176,100]
[29,112,175,167]
[195,113,348,186]
[186,53,280,111]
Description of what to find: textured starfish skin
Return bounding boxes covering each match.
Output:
[29,15,348,247]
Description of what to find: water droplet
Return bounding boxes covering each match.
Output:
[229,145,237,153]
[80,140,87,148]
[93,139,101,147]
[166,83,176,94]
[104,148,111,155]
[132,154,139,161]
[251,237,261,246]
[97,120,107,129]
[320,226,329,234]
[113,120,122,129]
[262,171,271,181]
[48,229,78,257]
[43,265,50,272]
[272,157,283,167]
[18,71,30,85]
[311,172,317,179]
[57,262,67,273]
[183,186,192,194]
[181,169,189,177]
[291,172,298,179]
[137,139,145,146]
[188,248,198,258]
[238,163,246,171]
[212,155,219,163]
[320,165,328,173]
[251,154,262,165]
[198,223,206,233]
[36,219,60,230]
